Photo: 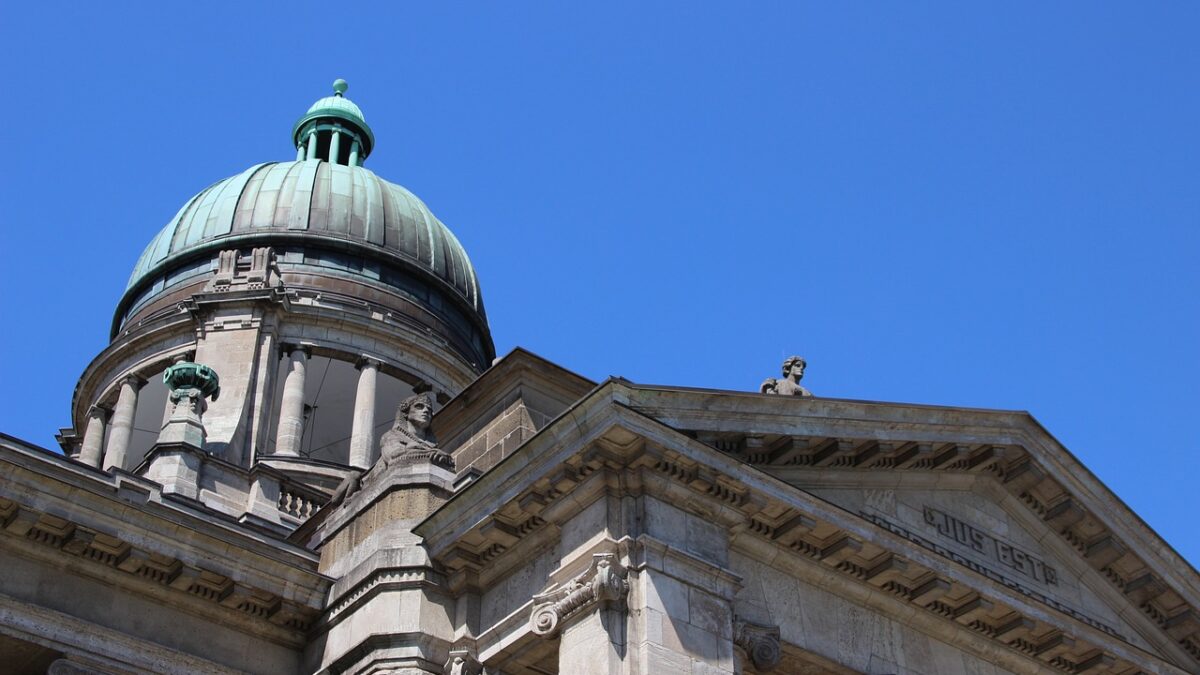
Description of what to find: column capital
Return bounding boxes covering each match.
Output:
[733,616,781,672]
[355,355,382,370]
[86,404,111,420]
[530,553,628,638]
[119,373,148,389]
[280,342,312,358]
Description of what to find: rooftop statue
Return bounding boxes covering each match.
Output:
[329,393,451,508]
[760,355,813,397]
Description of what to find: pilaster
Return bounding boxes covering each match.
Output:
[191,298,282,466]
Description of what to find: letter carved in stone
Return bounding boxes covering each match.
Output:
[734,617,781,672]
[529,553,629,638]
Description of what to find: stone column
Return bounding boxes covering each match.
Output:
[78,405,110,468]
[275,346,309,456]
[348,357,380,468]
[103,375,144,471]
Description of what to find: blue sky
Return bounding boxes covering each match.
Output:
[0,4,1196,567]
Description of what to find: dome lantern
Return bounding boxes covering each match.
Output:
[292,79,375,166]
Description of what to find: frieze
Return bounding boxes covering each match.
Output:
[860,510,1123,638]
[923,506,1058,586]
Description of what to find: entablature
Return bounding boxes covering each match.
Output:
[0,437,330,646]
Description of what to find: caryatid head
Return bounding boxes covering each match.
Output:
[781,356,807,381]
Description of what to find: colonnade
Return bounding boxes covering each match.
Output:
[78,375,145,471]
[77,346,386,472]
[295,126,363,166]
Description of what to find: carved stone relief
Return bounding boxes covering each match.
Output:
[733,617,781,672]
[530,553,629,638]
[204,246,282,292]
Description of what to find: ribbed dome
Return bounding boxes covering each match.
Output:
[125,159,483,312]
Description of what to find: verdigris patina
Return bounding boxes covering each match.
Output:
[760,355,812,397]
[163,361,221,402]
[158,361,221,449]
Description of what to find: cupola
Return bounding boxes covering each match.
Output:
[291,79,375,165]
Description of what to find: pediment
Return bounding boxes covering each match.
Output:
[417,380,1200,673]
[621,384,1200,670]
[792,473,1168,659]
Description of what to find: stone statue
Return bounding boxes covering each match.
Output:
[327,393,451,509]
[760,355,813,397]
[378,393,451,469]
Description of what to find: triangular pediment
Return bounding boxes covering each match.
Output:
[617,383,1200,670]
[419,379,1200,673]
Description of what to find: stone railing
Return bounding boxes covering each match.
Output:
[277,482,328,521]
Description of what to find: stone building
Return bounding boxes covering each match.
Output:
[1,82,1198,675]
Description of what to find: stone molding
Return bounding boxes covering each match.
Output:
[0,495,318,638]
[46,660,107,675]
[529,553,629,638]
[0,593,237,674]
[733,617,782,672]
[322,567,443,629]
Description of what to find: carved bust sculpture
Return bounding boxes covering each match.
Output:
[327,393,452,508]
[377,393,445,467]
[760,355,813,397]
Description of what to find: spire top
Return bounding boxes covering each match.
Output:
[333,78,348,97]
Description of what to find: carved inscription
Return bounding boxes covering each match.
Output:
[923,507,1058,586]
[861,511,1122,639]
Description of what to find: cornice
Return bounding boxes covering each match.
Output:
[0,436,328,642]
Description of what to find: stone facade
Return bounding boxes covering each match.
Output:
[2,84,1199,674]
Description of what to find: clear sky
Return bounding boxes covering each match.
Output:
[0,4,1196,567]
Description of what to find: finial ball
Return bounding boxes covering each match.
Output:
[332,79,349,96]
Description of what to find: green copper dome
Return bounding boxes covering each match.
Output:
[115,81,494,367]
[123,160,483,309]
